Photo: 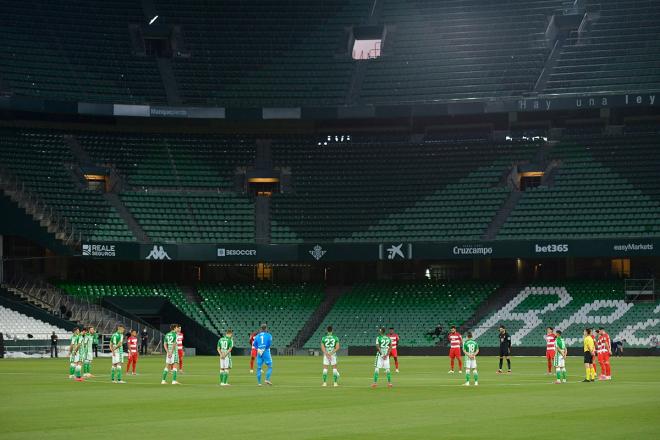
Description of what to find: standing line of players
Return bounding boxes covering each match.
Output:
[66,322,614,387]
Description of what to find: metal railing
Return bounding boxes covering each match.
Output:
[0,167,82,246]
[4,275,163,352]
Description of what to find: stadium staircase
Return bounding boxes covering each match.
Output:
[2,277,164,348]
[102,192,149,242]
[289,285,349,350]
[482,190,522,240]
[156,58,182,105]
[0,168,81,249]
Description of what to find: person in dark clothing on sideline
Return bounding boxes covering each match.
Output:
[50,331,58,357]
[140,328,149,355]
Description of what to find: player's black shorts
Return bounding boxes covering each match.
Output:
[499,348,510,357]
[583,351,593,364]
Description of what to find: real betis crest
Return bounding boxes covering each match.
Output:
[309,245,327,261]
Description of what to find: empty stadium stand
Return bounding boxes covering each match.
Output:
[473,280,660,348]
[545,0,660,95]
[0,305,69,340]
[498,135,660,239]
[198,283,325,348]
[0,129,135,242]
[304,281,499,348]
[271,137,539,243]
[0,0,166,103]
[57,283,216,333]
[155,0,370,106]
[359,0,563,104]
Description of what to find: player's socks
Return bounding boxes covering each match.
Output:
[394,358,399,370]
[162,368,168,381]
[266,366,272,381]
[111,367,116,381]
[585,367,590,380]
[322,368,328,384]
[386,369,391,383]
[256,368,262,383]
[373,369,379,383]
[75,365,82,378]
[499,359,503,370]
[473,370,478,383]
[333,369,339,384]
[591,366,596,380]
[70,364,75,376]
[561,369,567,381]
[117,369,122,381]
[556,369,562,381]
[458,358,463,371]
[172,368,177,382]
[506,359,511,371]
[450,358,455,370]
[465,371,470,383]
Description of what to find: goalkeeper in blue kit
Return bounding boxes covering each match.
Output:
[252,323,273,386]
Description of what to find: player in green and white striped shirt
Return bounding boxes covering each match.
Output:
[162,323,180,385]
[110,324,125,383]
[68,327,83,381]
[372,327,392,388]
[321,326,340,387]
[553,329,568,384]
[463,332,479,387]
[83,326,95,377]
[217,329,234,386]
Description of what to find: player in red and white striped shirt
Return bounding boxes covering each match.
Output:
[177,329,184,372]
[126,330,139,375]
[447,326,463,373]
[387,327,400,373]
[249,331,257,373]
[597,327,612,380]
[544,327,556,375]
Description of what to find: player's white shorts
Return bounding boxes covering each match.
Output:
[219,355,232,369]
[72,353,81,363]
[111,351,122,364]
[375,354,390,370]
[166,352,179,365]
[323,354,337,366]
[85,352,93,363]
[464,357,477,370]
[554,354,565,368]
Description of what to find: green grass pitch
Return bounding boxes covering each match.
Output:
[1,355,659,439]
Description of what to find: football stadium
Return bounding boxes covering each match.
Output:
[1,0,660,438]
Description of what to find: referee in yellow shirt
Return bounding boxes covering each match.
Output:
[583,328,597,382]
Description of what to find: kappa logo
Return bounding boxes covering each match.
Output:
[145,245,171,260]
[309,245,327,261]
[386,243,405,260]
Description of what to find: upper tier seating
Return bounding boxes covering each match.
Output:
[0,0,165,103]
[545,0,660,95]
[0,129,135,242]
[155,0,369,107]
[498,135,660,239]
[271,137,538,243]
[359,0,563,104]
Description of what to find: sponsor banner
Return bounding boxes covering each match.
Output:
[78,238,660,261]
[378,243,413,260]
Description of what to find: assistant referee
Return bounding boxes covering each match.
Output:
[583,328,596,382]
